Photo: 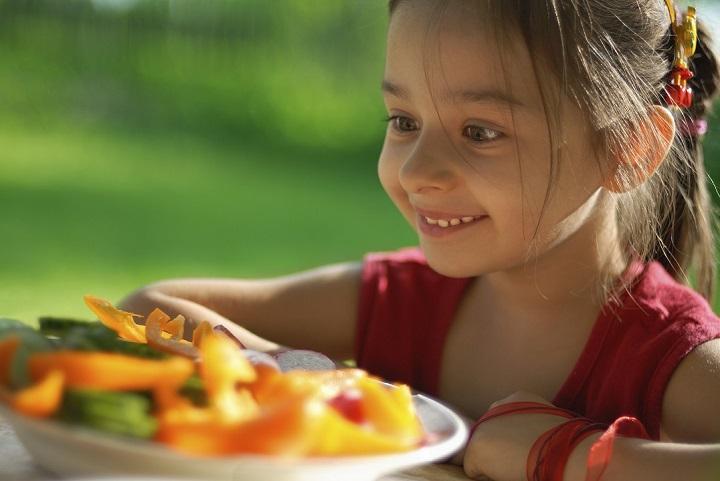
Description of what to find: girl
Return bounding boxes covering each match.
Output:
[120,0,720,479]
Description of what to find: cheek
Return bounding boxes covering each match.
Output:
[377,142,413,216]
[377,143,395,196]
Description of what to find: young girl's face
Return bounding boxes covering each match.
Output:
[379,0,612,278]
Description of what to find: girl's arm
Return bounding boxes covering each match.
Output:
[563,338,720,481]
[118,261,363,360]
[464,338,720,481]
[463,394,720,481]
[564,434,720,481]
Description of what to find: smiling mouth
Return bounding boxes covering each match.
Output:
[422,215,482,228]
[416,213,488,238]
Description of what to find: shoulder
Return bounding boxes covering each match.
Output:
[601,261,720,440]
[631,261,720,442]
[614,261,718,330]
[661,337,720,443]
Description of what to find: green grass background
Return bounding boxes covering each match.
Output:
[2,0,720,324]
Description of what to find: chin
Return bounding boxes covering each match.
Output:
[421,249,484,278]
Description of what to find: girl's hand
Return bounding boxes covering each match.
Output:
[461,391,571,481]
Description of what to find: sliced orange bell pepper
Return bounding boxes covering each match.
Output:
[156,393,326,456]
[251,370,324,406]
[0,336,20,387]
[191,320,213,348]
[253,368,366,406]
[164,315,185,339]
[12,369,65,418]
[145,308,198,359]
[84,295,146,343]
[245,362,282,400]
[28,351,194,391]
[0,336,21,406]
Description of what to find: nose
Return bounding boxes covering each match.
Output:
[398,129,461,194]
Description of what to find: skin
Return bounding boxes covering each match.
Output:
[119,2,720,479]
[379,0,631,325]
[379,1,676,428]
[379,2,720,481]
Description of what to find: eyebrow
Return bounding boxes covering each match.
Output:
[381,79,525,109]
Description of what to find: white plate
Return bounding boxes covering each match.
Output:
[0,391,467,481]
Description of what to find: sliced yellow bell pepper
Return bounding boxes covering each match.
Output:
[355,377,423,443]
[84,295,146,343]
[199,332,258,423]
[309,402,419,455]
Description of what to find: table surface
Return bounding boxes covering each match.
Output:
[0,418,470,481]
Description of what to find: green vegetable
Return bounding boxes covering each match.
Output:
[180,374,207,406]
[0,318,54,389]
[58,389,157,439]
[60,323,166,359]
[38,317,91,337]
[0,318,30,332]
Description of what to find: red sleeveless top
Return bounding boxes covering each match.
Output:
[354,246,720,440]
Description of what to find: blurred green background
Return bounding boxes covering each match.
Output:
[2,0,720,323]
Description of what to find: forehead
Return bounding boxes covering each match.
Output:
[385,0,543,111]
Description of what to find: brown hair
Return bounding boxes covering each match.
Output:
[388,0,720,304]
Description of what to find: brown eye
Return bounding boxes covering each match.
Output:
[463,125,501,142]
[386,115,418,133]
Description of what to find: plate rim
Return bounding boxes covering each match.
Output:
[0,391,468,470]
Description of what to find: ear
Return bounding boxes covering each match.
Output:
[603,105,676,193]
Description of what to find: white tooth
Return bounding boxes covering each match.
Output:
[461,216,475,223]
[426,217,438,225]
[438,219,449,227]
[449,218,461,226]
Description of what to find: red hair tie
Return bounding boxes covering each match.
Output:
[586,416,650,481]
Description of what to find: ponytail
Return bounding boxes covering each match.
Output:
[655,20,719,302]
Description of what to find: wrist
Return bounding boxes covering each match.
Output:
[564,431,602,481]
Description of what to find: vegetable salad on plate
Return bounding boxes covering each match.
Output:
[0,296,426,457]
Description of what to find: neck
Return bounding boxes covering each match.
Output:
[476,191,627,330]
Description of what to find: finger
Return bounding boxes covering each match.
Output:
[213,324,247,348]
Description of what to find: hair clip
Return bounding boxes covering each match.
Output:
[663,0,697,109]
